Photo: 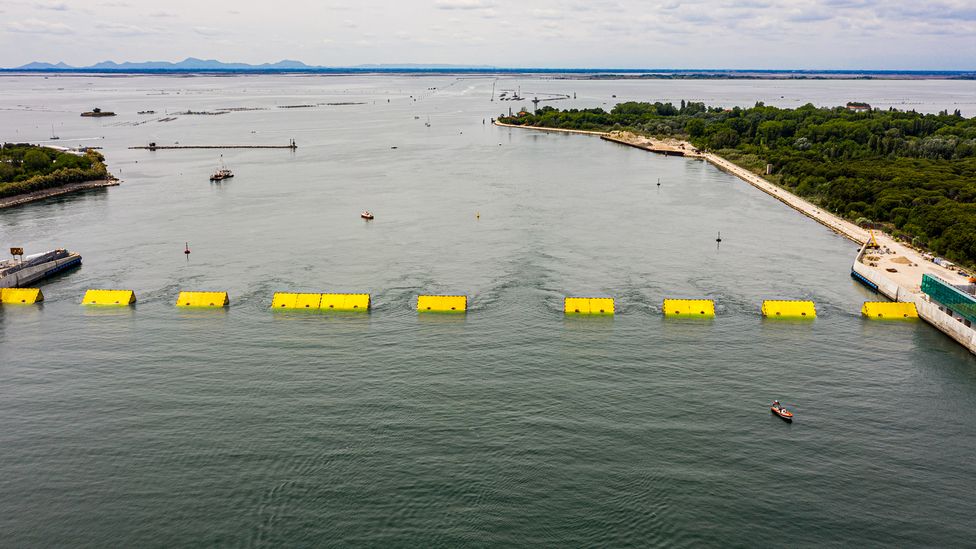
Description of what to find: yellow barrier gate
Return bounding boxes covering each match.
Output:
[0,288,44,304]
[176,291,229,308]
[564,297,615,315]
[272,292,322,309]
[663,298,715,317]
[272,292,371,310]
[762,300,816,318]
[862,301,918,319]
[320,293,370,311]
[417,295,467,312]
[81,289,136,306]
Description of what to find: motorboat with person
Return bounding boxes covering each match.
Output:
[771,400,794,422]
[361,210,374,220]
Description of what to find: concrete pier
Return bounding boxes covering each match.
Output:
[129,142,297,151]
[852,243,976,355]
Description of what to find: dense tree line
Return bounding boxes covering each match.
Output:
[499,102,976,266]
[0,144,109,198]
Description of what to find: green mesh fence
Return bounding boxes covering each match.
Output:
[921,274,976,324]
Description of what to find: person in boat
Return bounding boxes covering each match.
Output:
[772,400,781,409]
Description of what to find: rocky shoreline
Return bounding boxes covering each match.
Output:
[0,177,120,209]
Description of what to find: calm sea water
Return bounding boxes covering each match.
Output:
[1,75,975,547]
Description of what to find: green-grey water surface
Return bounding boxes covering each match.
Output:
[1,75,975,547]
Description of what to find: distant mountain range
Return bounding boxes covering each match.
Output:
[5,59,973,79]
[11,57,496,71]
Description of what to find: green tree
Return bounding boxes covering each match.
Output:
[23,149,51,171]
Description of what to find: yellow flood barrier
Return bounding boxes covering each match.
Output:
[862,301,918,319]
[417,295,467,312]
[272,292,322,309]
[176,291,229,308]
[564,297,615,315]
[0,288,44,304]
[762,300,816,318]
[320,293,370,311]
[663,298,715,317]
[82,289,136,306]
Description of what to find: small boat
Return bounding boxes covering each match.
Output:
[361,210,374,220]
[771,401,793,422]
[209,156,233,181]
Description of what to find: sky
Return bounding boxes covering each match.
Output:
[1,0,974,69]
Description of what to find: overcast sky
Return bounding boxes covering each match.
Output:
[2,0,974,69]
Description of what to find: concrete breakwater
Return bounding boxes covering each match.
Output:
[129,144,297,150]
[852,244,976,355]
[0,179,119,210]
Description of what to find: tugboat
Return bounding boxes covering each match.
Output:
[361,210,374,220]
[209,157,234,182]
[770,400,794,422]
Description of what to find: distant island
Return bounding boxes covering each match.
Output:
[498,102,976,267]
[80,107,116,117]
[2,59,973,79]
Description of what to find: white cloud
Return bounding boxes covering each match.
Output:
[6,18,73,34]
[435,0,495,10]
[97,22,158,35]
[34,1,69,10]
[0,0,973,70]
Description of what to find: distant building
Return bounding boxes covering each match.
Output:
[846,102,871,112]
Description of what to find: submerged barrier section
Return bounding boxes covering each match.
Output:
[0,288,44,304]
[862,301,919,319]
[82,289,136,306]
[564,297,615,315]
[272,292,371,310]
[762,300,816,318]
[417,295,467,312]
[663,298,715,317]
[176,291,229,308]
[272,292,323,309]
[320,293,370,311]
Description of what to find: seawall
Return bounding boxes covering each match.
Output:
[852,244,976,355]
[0,179,119,210]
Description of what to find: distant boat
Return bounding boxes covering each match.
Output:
[80,107,116,117]
[50,125,59,140]
[209,156,233,181]
[361,210,374,220]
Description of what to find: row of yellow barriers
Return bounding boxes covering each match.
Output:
[1,289,920,319]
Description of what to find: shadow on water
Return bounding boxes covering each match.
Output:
[417,311,466,325]
[80,305,136,318]
[269,308,372,326]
